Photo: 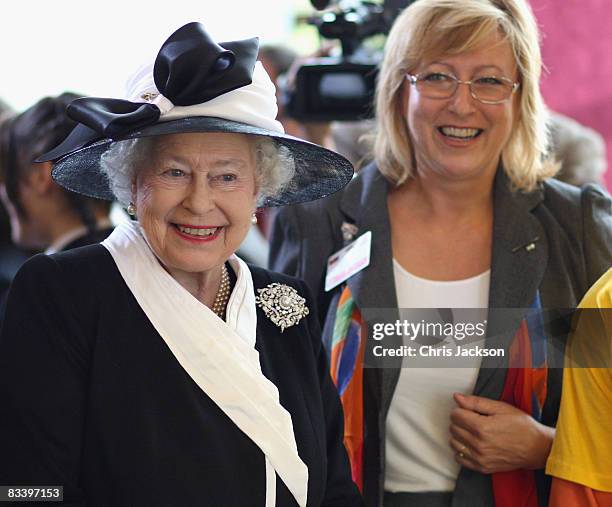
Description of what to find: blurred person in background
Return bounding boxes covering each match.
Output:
[0,98,12,125]
[0,97,16,294]
[259,44,302,139]
[271,0,612,506]
[0,93,113,257]
[548,111,607,187]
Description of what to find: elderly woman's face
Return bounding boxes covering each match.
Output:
[133,132,257,276]
[402,30,518,182]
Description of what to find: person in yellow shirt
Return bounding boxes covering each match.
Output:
[546,268,612,506]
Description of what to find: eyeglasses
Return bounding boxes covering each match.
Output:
[406,72,520,104]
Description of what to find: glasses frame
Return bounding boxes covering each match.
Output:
[406,72,520,105]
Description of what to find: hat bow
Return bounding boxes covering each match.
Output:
[41,22,259,160]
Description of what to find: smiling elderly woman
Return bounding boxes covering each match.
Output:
[102,132,292,308]
[0,23,362,507]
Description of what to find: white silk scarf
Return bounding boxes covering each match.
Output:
[102,221,308,507]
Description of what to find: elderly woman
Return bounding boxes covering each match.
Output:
[0,23,362,507]
[270,1,612,507]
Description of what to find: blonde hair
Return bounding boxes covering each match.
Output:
[374,0,559,191]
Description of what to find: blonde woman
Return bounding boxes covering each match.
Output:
[270,1,612,506]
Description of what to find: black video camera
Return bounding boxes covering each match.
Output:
[285,0,412,122]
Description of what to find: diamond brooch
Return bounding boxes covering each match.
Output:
[255,283,310,332]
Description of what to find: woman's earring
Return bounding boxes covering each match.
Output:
[251,213,258,225]
[127,202,137,217]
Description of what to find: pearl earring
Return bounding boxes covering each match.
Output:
[127,202,136,216]
[251,213,258,225]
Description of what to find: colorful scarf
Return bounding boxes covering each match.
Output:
[329,286,548,504]
[492,292,548,507]
[326,286,366,492]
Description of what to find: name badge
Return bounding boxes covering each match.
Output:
[325,231,372,292]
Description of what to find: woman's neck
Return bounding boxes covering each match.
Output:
[397,167,496,221]
[165,264,224,308]
[388,167,496,280]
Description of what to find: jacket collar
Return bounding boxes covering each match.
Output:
[338,163,397,312]
[474,170,548,397]
[338,163,400,416]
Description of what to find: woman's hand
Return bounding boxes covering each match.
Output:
[449,393,555,474]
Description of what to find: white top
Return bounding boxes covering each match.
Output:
[385,259,490,493]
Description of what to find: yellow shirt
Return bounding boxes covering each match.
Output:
[546,268,612,492]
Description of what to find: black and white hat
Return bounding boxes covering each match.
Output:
[39,22,353,207]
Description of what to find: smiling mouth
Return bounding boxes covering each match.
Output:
[438,126,483,140]
[174,224,222,238]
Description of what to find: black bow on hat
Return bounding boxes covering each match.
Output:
[40,21,354,208]
[39,22,259,162]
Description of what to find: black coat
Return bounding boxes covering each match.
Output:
[0,227,115,329]
[0,245,362,507]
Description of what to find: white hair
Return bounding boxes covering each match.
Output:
[100,134,295,207]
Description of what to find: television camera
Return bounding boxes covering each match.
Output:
[285,0,413,122]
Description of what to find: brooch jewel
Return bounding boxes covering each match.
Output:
[255,283,310,332]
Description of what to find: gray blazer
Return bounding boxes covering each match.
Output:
[270,163,612,507]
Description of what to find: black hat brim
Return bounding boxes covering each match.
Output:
[51,116,353,207]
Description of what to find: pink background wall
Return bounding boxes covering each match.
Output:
[530,0,611,190]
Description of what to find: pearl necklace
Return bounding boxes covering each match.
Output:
[211,264,231,319]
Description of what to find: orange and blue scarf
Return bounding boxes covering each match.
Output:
[328,286,548,504]
[493,292,548,507]
[326,286,366,492]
